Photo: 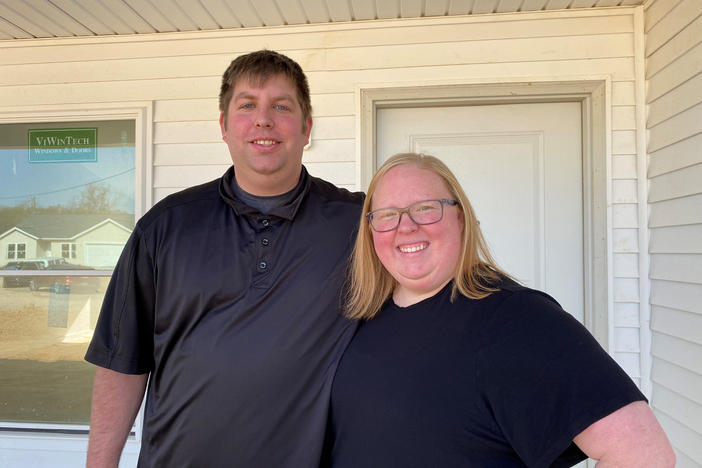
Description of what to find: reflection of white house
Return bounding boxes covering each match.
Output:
[0,214,134,269]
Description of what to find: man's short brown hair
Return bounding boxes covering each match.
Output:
[219,50,312,128]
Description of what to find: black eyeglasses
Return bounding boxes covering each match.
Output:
[366,199,459,232]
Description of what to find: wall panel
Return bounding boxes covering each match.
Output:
[645,4,702,461]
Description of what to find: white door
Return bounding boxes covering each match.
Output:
[377,102,584,321]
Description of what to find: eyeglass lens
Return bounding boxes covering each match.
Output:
[371,199,444,231]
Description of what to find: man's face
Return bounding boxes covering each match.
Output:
[219,74,312,196]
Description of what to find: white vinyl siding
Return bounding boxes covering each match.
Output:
[0,7,646,378]
[645,0,702,466]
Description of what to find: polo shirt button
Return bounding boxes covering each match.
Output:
[258,261,267,270]
[261,238,270,246]
[261,219,270,227]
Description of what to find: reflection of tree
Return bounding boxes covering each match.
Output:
[69,184,123,214]
[0,201,33,235]
[0,184,128,234]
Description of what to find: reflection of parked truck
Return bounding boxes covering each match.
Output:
[30,262,101,292]
[2,261,42,287]
[1,259,100,292]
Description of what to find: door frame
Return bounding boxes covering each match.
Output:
[356,78,612,350]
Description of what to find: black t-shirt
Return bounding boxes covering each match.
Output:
[85,166,364,468]
[325,278,646,468]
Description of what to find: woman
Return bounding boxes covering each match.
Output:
[325,153,674,467]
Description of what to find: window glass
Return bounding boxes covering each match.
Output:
[0,120,135,427]
[61,243,77,259]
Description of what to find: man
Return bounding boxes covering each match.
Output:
[85,50,363,467]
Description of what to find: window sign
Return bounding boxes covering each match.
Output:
[28,128,98,163]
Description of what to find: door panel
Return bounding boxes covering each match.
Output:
[377,102,584,321]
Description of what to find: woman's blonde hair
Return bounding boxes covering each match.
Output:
[346,152,508,320]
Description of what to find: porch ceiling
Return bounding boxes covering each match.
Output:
[0,0,645,41]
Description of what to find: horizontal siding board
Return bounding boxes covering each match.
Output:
[302,139,355,162]
[649,133,702,177]
[154,143,230,166]
[303,161,356,185]
[154,121,221,144]
[0,34,635,87]
[652,332,702,375]
[649,225,702,254]
[648,102,702,153]
[652,383,702,436]
[645,0,702,56]
[647,41,702,102]
[652,358,702,408]
[323,33,635,70]
[310,116,355,139]
[650,253,702,284]
[648,162,702,203]
[646,14,702,77]
[0,14,634,65]
[154,99,220,123]
[310,93,355,117]
[649,194,702,227]
[671,449,701,468]
[0,59,637,107]
[647,72,702,128]
[644,0,685,33]
[655,409,702,466]
[652,306,702,346]
[650,279,702,315]
[153,164,229,187]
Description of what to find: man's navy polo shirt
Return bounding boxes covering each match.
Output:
[85,166,364,467]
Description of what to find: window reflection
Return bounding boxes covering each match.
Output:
[0,120,135,271]
[0,277,108,424]
[0,119,135,427]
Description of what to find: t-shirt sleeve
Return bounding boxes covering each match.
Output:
[84,224,155,375]
[476,290,646,468]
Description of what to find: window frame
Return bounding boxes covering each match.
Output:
[7,243,26,259]
[61,243,77,259]
[0,102,152,440]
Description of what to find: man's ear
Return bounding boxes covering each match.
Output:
[219,112,227,141]
[304,117,313,140]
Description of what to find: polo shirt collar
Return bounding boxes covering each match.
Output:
[218,166,311,221]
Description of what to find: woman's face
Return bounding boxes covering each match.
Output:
[370,164,464,306]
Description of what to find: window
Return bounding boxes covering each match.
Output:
[7,243,25,259]
[61,243,76,259]
[0,116,143,432]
